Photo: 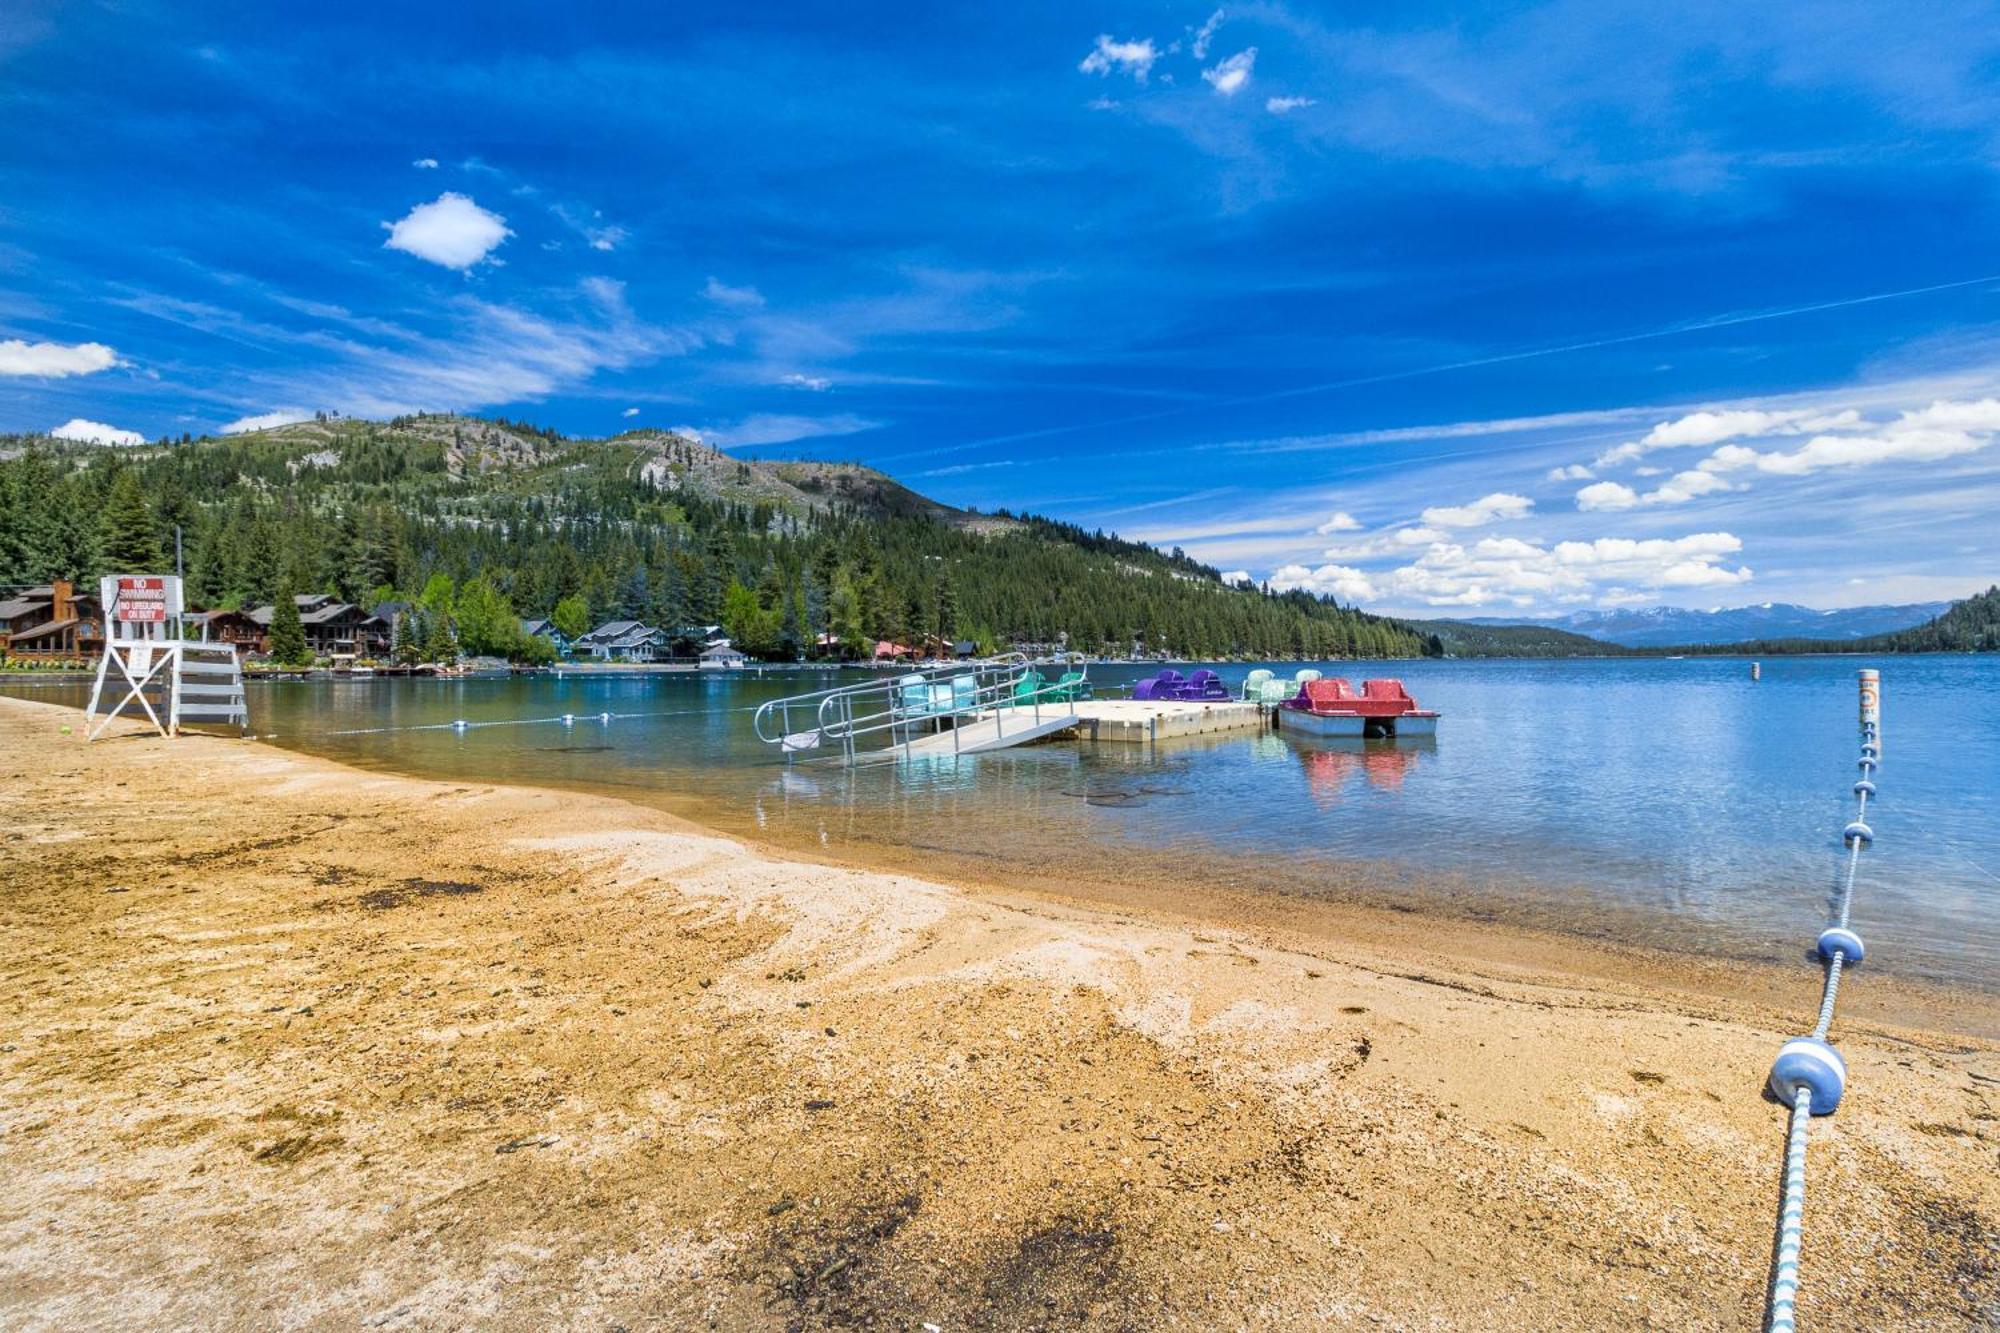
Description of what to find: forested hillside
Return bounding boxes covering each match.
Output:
[0,415,1434,661]
[1404,618,1628,658]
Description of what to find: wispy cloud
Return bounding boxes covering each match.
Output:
[1265,95,1316,114]
[1079,35,1159,83]
[221,408,311,434]
[702,277,766,308]
[115,275,696,419]
[690,412,884,449]
[1190,10,1225,61]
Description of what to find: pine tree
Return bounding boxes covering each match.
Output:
[391,611,417,665]
[269,579,310,665]
[98,469,163,572]
[934,570,959,645]
[422,607,458,663]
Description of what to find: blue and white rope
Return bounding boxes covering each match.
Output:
[1764,683,1879,1329]
[1768,1087,1812,1333]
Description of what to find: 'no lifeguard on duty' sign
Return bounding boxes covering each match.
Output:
[100,574,183,624]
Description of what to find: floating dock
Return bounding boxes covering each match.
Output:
[1067,698,1265,745]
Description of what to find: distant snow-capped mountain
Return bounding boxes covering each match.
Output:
[1459,601,1954,647]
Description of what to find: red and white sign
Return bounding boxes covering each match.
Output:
[99,573,184,625]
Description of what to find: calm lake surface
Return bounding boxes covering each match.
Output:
[11,655,1997,986]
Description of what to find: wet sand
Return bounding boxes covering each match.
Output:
[1,694,1995,1329]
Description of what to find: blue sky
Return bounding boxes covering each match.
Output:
[4,1,1999,614]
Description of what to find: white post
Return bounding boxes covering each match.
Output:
[1858,668,1880,756]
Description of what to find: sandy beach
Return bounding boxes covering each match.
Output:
[1,693,1994,1330]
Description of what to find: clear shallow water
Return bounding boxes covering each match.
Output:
[10,656,1997,985]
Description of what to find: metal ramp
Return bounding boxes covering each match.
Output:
[875,706,1079,761]
[752,653,1087,764]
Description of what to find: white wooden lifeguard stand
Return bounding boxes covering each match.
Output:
[83,574,249,740]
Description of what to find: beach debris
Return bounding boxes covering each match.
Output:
[495,1135,557,1154]
[804,1098,836,1111]
[355,877,486,910]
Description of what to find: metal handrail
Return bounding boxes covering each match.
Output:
[812,657,1086,763]
[750,653,1032,752]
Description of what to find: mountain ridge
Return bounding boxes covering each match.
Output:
[1451,600,1954,647]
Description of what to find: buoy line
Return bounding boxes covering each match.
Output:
[1764,668,1880,1332]
[323,701,771,737]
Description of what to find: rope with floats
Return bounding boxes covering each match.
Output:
[321,700,773,737]
[1764,668,1880,1332]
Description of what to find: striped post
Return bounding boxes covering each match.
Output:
[1857,668,1880,756]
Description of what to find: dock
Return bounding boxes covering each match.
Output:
[753,659,1274,765]
[1067,698,1266,745]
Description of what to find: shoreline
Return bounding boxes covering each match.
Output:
[2,693,1995,1328]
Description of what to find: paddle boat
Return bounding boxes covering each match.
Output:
[1131,668,1230,702]
[1239,667,1323,705]
[1278,677,1439,739]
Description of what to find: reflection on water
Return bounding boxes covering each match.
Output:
[8,655,1997,986]
[1292,737,1428,804]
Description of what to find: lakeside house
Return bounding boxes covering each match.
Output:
[574,619,667,661]
[245,594,390,657]
[184,608,266,652]
[0,580,105,661]
[519,617,572,657]
[698,643,748,670]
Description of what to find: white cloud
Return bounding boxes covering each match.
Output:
[51,417,145,447]
[1317,525,1444,562]
[0,339,118,377]
[1420,491,1533,528]
[412,157,439,170]
[1079,35,1159,82]
[1220,568,1250,584]
[1191,10,1225,60]
[1202,48,1257,97]
[382,193,511,270]
[702,276,765,308]
[622,407,640,418]
[1314,510,1361,533]
[692,413,884,449]
[1575,480,1639,511]
[1594,407,1860,466]
[1274,531,1750,608]
[1546,463,1594,481]
[1266,96,1316,114]
[1694,397,2000,478]
[221,409,311,434]
[1577,469,1737,510]
[1268,562,1378,603]
[1646,469,1735,504]
[781,372,832,391]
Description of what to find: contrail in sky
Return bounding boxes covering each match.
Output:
[869,271,2000,464]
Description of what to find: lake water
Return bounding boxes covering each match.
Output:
[10,655,1997,987]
